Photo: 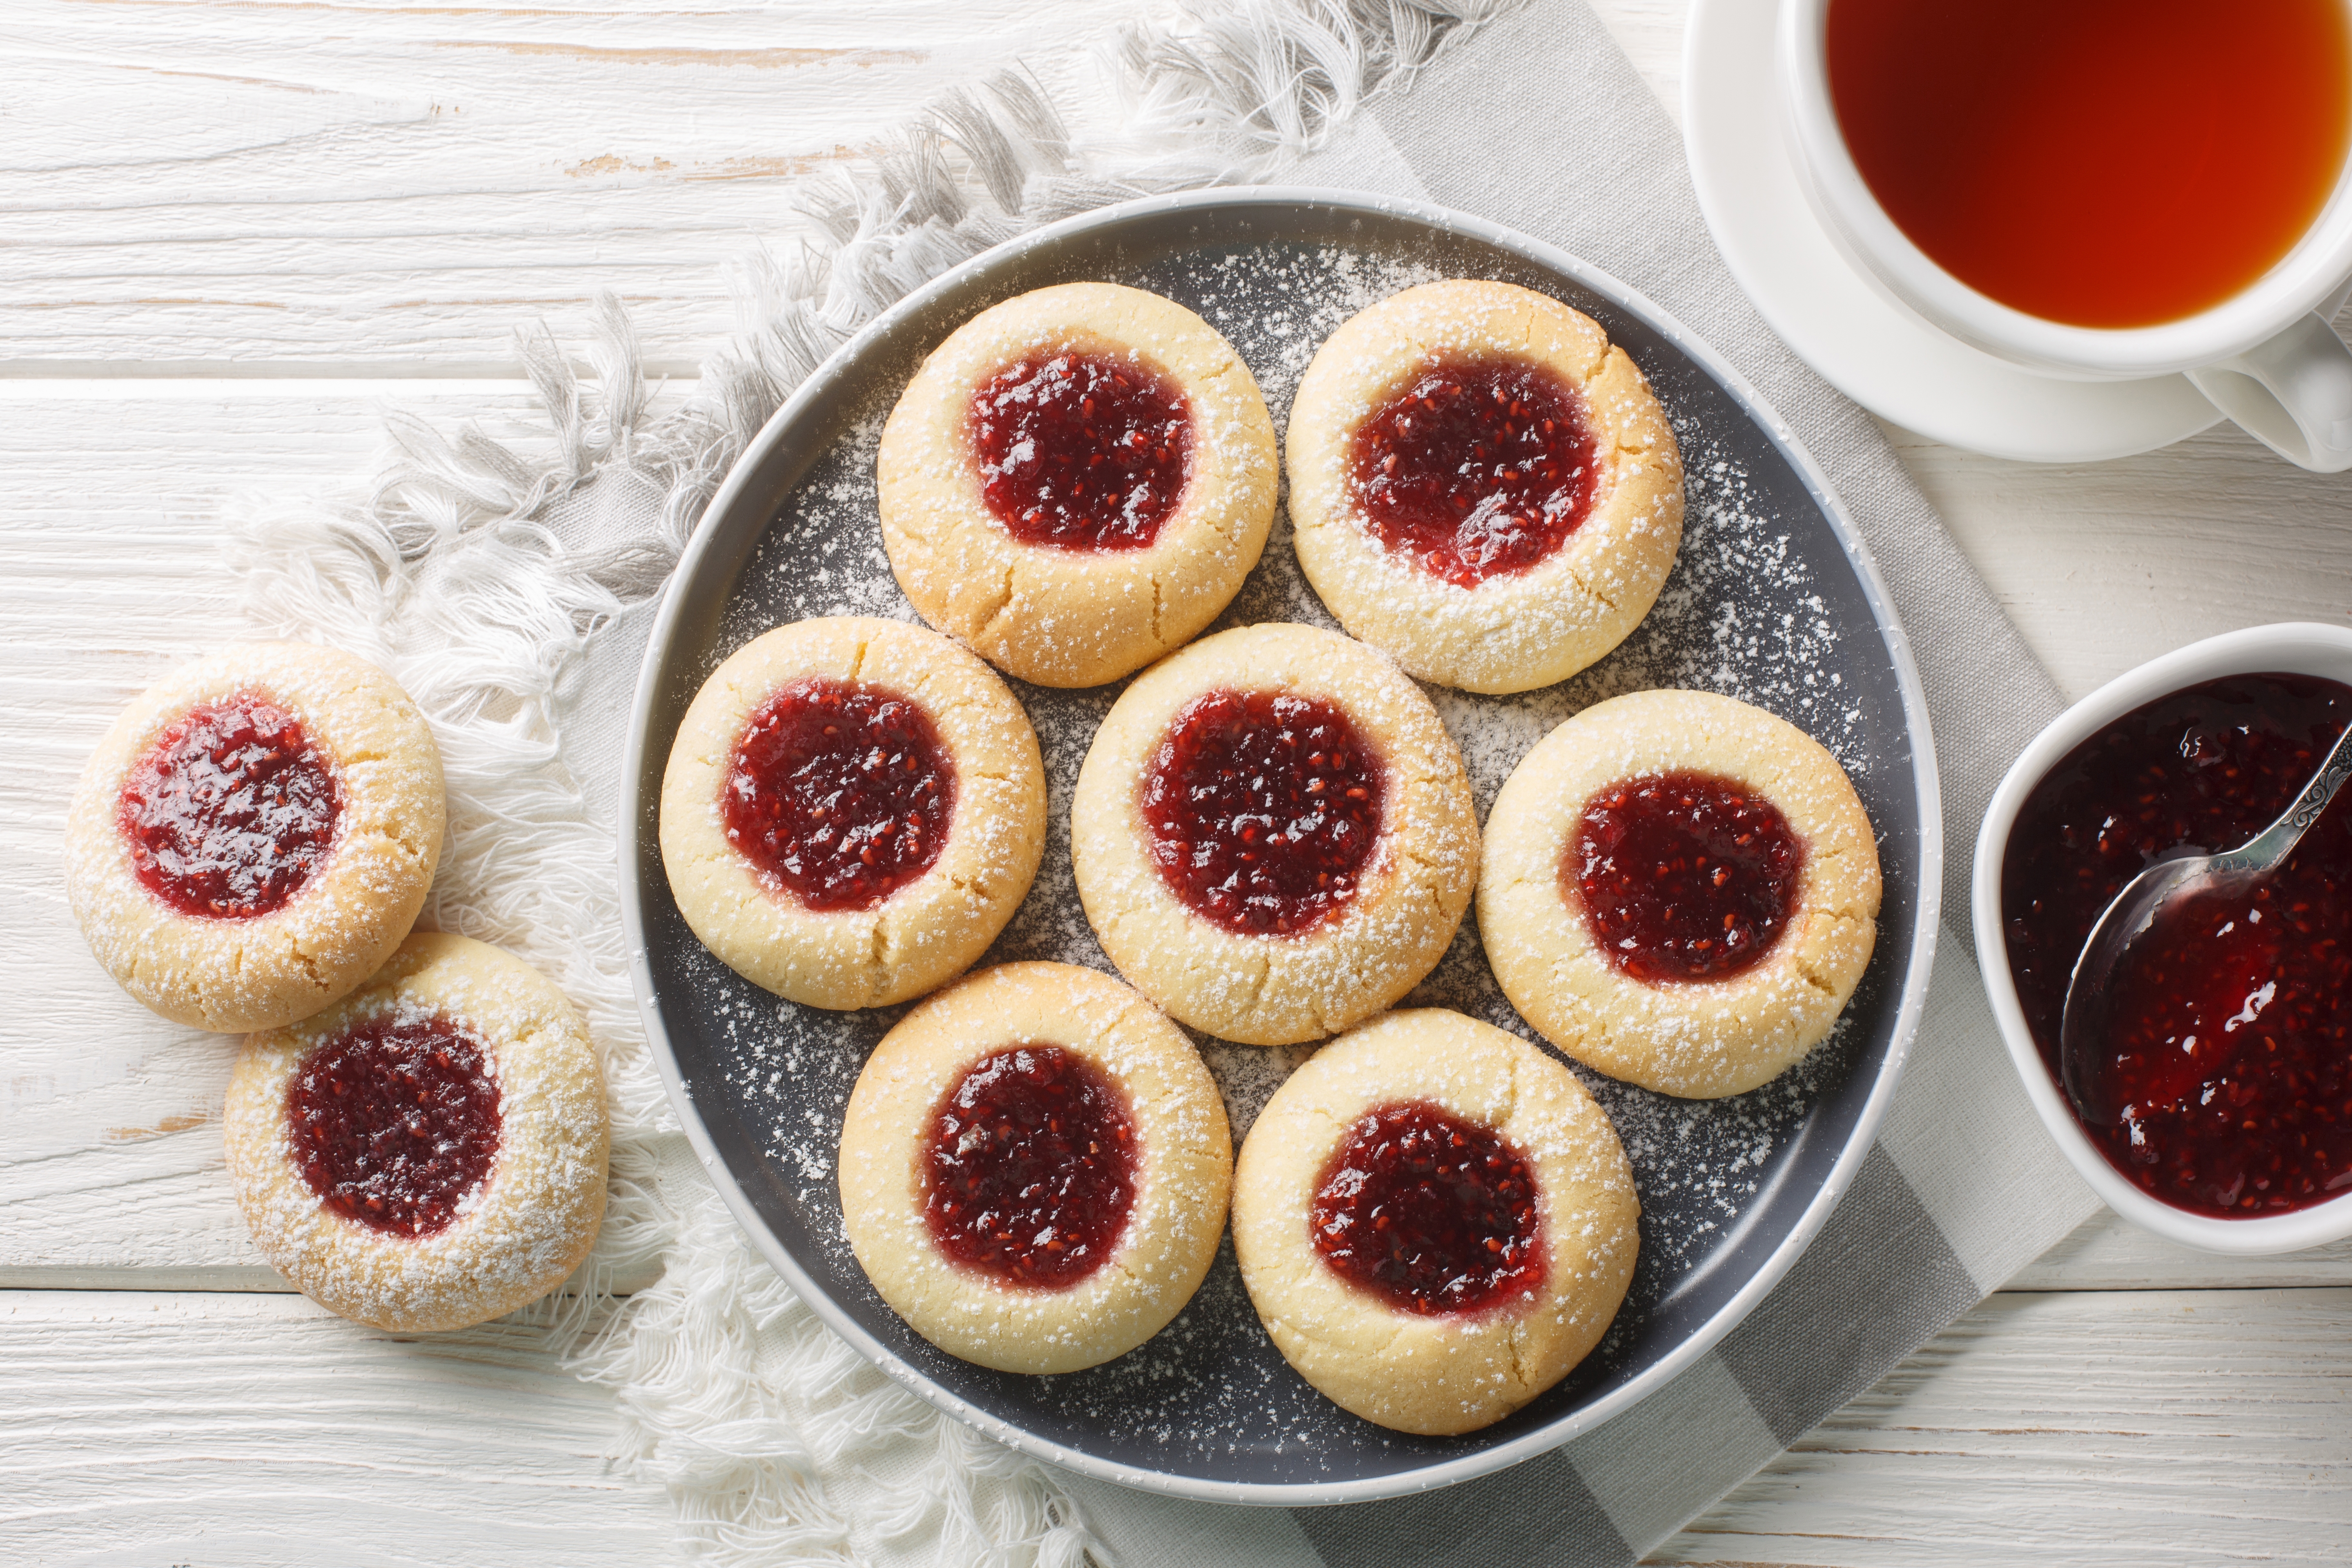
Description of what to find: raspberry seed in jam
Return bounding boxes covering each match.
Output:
[1350,357,1601,588]
[1574,771,1805,985]
[969,350,1192,552]
[118,691,343,920]
[287,1013,502,1239]
[724,678,956,913]
[1140,690,1385,937]
[923,1045,1137,1289]
[1310,1100,1546,1316]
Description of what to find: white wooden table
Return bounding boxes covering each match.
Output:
[7,3,2350,1562]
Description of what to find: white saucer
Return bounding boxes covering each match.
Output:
[1682,0,2221,463]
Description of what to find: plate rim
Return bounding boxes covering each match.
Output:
[619,183,1946,1508]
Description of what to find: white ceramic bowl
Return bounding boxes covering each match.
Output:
[1777,0,2352,383]
[1973,621,2352,1255]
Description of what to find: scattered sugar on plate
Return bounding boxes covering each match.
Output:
[657,235,1907,1477]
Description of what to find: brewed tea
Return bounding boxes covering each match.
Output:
[1827,0,2352,327]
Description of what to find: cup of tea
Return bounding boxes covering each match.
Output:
[1779,0,2352,472]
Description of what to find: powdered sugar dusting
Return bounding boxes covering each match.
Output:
[649,231,1913,1482]
[64,641,445,1036]
[224,933,608,1334]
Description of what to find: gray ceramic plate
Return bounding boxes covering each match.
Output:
[620,189,1942,1507]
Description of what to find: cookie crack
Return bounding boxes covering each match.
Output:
[973,564,1018,642]
[1801,847,1882,920]
[379,824,437,870]
[1566,558,1625,613]
[865,913,891,1000]
[1506,1319,1532,1395]
[1788,947,1843,997]
[1232,949,1274,1020]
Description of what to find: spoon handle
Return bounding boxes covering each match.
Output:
[2215,719,2352,874]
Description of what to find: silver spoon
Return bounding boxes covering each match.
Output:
[2059,720,2352,1126]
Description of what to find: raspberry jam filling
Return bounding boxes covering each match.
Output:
[723,678,956,914]
[1573,771,1805,985]
[969,350,1192,552]
[1310,1100,1545,1316]
[1139,690,1385,938]
[287,1012,502,1239]
[117,691,343,920]
[2002,672,2352,1217]
[1349,356,1601,588]
[922,1045,1137,1290]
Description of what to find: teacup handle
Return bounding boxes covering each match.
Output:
[2186,312,2352,474]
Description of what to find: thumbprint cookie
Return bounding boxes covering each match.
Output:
[659,616,1046,1011]
[1071,624,1478,1046]
[65,641,444,1033]
[837,962,1232,1374]
[224,933,609,1333]
[1287,279,1684,693]
[1479,688,1882,1098]
[1232,1009,1639,1435]
[878,281,1279,688]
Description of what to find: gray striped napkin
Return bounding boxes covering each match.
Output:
[1052,4,2105,1562]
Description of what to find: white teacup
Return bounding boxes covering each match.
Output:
[1777,0,2352,472]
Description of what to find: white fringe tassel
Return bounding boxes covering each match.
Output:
[226,4,1510,1562]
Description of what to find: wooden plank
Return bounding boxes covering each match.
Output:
[1891,408,2352,705]
[0,0,1116,370]
[2008,1210,2352,1293]
[3,1286,2344,1566]
[1589,0,1685,118]
[0,1290,671,1564]
[0,0,1692,372]
[1651,1286,2352,1567]
[0,383,562,1283]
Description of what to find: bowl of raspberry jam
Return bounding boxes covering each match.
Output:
[1975,622,2352,1254]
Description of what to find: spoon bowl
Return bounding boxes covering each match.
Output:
[2056,718,2352,1127]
